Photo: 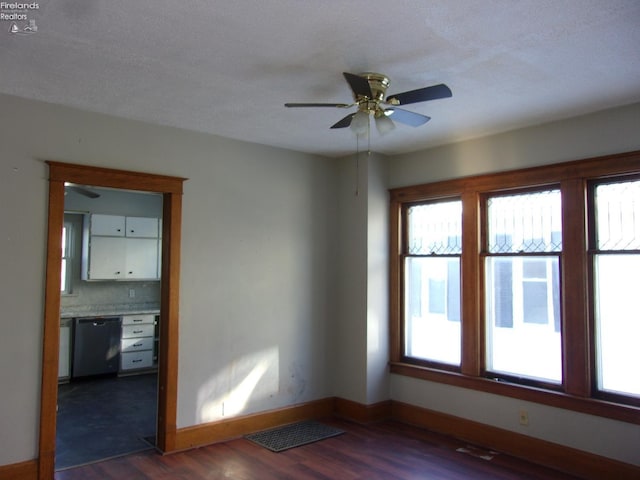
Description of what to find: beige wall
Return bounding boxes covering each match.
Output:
[0,93,339,465]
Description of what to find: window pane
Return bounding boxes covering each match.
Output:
[594,179,640,398]
[486,256,562,383]
[61,224,72,294]
[594,255,640,397]
[405,257,461,365]
[595,180,640,251]
[61,259,67,292]
[61,226,67,255]
[488,190,562,253]
[594,254,640,396]
[407,200,462,255]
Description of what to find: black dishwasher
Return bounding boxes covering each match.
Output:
[72,316,122,378]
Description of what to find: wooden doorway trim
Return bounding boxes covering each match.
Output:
[39,161,186,479]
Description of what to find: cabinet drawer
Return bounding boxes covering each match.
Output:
[122,324,154,338]
[121,336,153,353]
[122,314,155,326]
[121,350,153,370]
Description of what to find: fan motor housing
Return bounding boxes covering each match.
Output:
[360,72,390,100]
[353,72,390,114]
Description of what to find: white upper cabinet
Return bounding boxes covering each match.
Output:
[82,214,161,281]
[90,214,125,236]
[126,217,159,238]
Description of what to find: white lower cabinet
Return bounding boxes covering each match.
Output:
[120,314,156,373]
[121,350,154,370]
[58,319,71,382]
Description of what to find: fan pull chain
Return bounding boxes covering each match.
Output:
[355,133,360,197]
[354,117,372,197]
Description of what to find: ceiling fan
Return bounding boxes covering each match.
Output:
[285,72,452,135]
[64,183,101,199]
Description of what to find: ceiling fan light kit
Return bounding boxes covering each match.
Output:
[285,71,452,136]
[350,110,370,135]
[374,113,396,135]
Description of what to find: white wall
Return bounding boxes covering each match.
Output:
[332,154,368,402]
[366,153,390,404]
[64,187,163,217]
[332,152,391,405]
[0,93,338,465]
[387,102,640,466]
[391,376,640,465]
[389,102,640,188]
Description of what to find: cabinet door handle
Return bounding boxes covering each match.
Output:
[133,330,144,334]
[133,319,143,322]
[133,343,143,347]
[132,359,142,363]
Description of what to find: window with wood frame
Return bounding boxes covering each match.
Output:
[590,177,640,402]
[484,188,562,387]
[389,151,640,421]
[404,199,462,369]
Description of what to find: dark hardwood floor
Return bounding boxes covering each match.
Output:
[56,373,157,470]
[54,418,581,479]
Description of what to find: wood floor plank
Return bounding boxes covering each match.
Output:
[55,419,581,480]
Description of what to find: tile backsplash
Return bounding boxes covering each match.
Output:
[61,280,161,315]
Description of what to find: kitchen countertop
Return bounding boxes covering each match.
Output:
[61,303,160,319]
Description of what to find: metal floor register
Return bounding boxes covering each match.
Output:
[244,421,344,452]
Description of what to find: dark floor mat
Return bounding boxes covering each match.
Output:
[245,421,344,452]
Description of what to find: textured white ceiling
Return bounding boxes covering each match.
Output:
[1,1,639,157]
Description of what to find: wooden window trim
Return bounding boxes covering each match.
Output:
[39,161,186,479]
[389,150,640,426]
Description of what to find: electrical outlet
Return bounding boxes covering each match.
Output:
[128,288,135,298]
[519,408,529,426]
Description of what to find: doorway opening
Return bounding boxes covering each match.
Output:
[39,161,185,480]
[56,186,162,469]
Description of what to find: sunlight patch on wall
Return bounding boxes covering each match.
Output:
[197,347,279,423]
[367,308,381,354]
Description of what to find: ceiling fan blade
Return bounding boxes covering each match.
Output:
[330,113,356,129]
[385,108,431,127]
[66,185,101,198]
[386,83,452,106]
[285,103,352,108]
[343,72,373,99]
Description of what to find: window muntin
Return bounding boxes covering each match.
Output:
[593,179,640,398]
[485,189,562,384]
[404,200,462,366]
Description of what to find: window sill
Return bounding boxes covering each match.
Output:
[389,362,640,425]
